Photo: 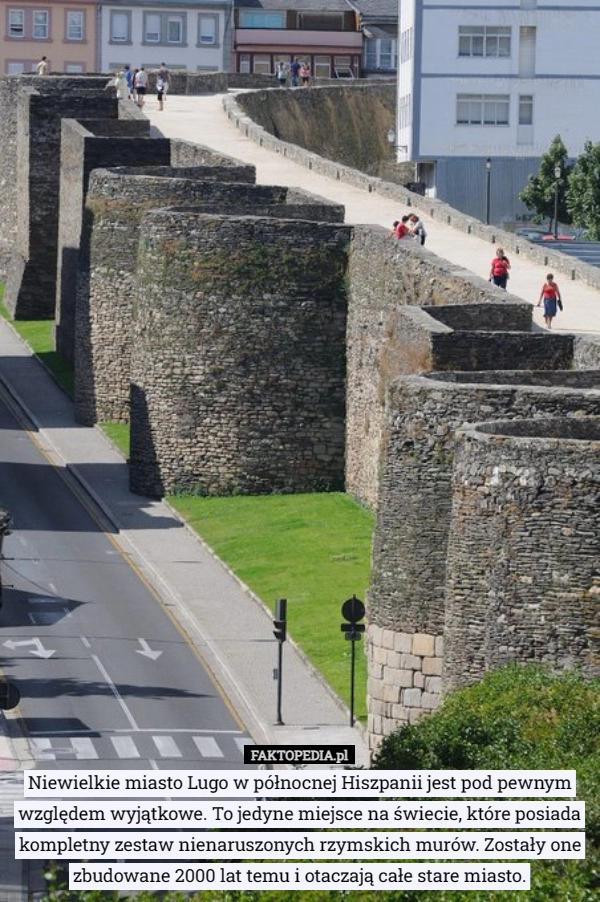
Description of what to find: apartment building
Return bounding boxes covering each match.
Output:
[1,0,97,73]
[397,0,600,223]
[234,0,362,79]
[100,1,233,73]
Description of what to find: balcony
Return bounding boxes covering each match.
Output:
[235,28,363,52]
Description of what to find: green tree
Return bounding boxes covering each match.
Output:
[372,664,600,901]
[518,134,572,231]
[567,139,600,239]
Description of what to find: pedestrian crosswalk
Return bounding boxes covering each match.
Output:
[28,732,251,763]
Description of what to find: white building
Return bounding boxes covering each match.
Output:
[397,0,600,223]
[100,1,234,75]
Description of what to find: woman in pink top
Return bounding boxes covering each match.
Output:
[537,273,562,328]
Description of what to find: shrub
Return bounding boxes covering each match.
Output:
[372,663,600,901]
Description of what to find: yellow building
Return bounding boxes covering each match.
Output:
[1,0,98,73]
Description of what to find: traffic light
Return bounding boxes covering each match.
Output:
[273,597,287,642]
[273,619,286,642]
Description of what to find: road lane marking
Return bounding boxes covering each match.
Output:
[153,735,182,757]
[91,654,138,730]
[71,737,99,759]
[111,736,140,758]
[193,736,224,758]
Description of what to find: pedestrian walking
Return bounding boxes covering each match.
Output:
[157,62,171,100]
[489,247,511,289]
[134,67,148,108]
[131,68,139,104]
[290,58,301,87]
[537,273,562,328]
[36,55,49,76]
[123,65,133,99]
[276,61,287,87]
[299,62,311,86]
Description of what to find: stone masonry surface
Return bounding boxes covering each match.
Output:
[129,210,350,498]
[445,418,600,686]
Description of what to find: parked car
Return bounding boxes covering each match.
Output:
[515,227,548,241]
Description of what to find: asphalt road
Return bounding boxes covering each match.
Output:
[0,390,250,771]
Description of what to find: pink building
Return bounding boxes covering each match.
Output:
[1,0,97,74]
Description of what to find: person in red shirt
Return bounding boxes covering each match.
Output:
[391,216,413,239]
[537,273,562,328]
[489,247,511,288]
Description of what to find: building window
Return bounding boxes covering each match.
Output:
[33,10,49,40]
[399,94,411,130]
[66,10,84,41]
[110,11,130,44]
[314,55,331,78]
[167,16,183,43]
[457,94,509,125]
[143,12,186,45]
[239,53,251,74]
[6,61,26,73]
[252,54,271,75]
[8,9,25,38]
[145,14,160,42]
[239,11,284,28]
[400,27,413,63]
[198,15,217,45]
[519,94,533,125]
[459,26,511,58]
[298,13,343,31]
[366,38,397,71]
[65,63,84,73]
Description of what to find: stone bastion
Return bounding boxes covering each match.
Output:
[368,371,600,748]
[445,416,600,688]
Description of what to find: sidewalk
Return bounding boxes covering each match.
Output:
[146,92,600,335]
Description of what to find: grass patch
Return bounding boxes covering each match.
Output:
[100,422,130,457]
[169,492,374,720]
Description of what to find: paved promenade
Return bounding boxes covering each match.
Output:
[146,92,600,335]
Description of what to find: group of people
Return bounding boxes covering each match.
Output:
[390,213,427,246]
[276,59,312,87]
[110,63,171,110]
[489,247,563,328]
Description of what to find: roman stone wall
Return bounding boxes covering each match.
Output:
[367,372,600,748]
[129,210,350,498]
[445,417,600,685]
[75,169,344,427]
[169,140,256,179]
[56,118,165,362]
[345,225,536,510]
[2,78,117,318]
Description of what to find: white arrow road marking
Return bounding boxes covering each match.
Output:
[3,638,56,658]
[135,638,163,660]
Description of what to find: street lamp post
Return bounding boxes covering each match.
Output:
[485,158,492,225]
[553,163,562,239]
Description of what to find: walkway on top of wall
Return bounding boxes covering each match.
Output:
[146,92,600,336]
